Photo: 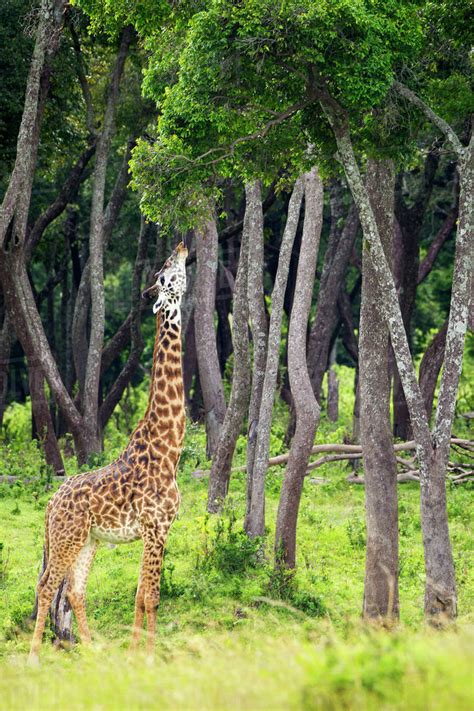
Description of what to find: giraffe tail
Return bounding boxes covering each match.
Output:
[40,507,52,583]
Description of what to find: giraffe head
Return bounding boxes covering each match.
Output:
[143,242,188,315]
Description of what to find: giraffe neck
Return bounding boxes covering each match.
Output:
[146,304,183,425]
[124,304,185,466]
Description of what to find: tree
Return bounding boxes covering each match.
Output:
[101,0,471,617]
[274,167,323,567]
[245,176,305,538]
[207,219,250,511]
[244,181,268,524]
[194,217,227,459]
[360,159,399,620]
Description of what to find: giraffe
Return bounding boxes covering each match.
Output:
[29,242,188,663]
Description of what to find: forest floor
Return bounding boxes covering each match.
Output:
[0,368,473,710]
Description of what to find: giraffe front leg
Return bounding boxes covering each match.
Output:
[140,524,168,656]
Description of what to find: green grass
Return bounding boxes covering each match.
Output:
[0,368,473,709]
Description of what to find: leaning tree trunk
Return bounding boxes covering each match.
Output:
[361,159,399,620]
[194,217,227,458]
[392,149,440,440]
[274,168,323,567]
[419,319,448,422]
[320,86,472,620]
[392,84,473,619]
[245,176,305,538]
[207,226,250,512]
[244,181,268,526]
[307,200,359,401]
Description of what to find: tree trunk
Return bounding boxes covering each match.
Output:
[419,319,449,422]
[285,192,358,442]
[0,0,66,252]
[244,181,268,527]
[216,265,234,374]
[82,26,133,446]
[421,133,473,619]
[28,360,65,474]
[361,159,399,620]
[326,342,339,422]
[392,149,440,439]
[320,87,469,620]
[0,309,12,428]
[183,307,198,410]
[307,199,359,400]
[246,176,305,538]
[207,222,250,512]
[98,216,150,432]
[274,168,323,566]
[194,217,227,458]
[393,83,473,618]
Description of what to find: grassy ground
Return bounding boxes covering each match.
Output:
[0,365,473,709]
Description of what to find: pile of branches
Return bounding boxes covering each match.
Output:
[193,437,473,486]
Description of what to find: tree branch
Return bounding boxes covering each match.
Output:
[25,143,96,260]
[417,205,458,284]
[393,81,464,157]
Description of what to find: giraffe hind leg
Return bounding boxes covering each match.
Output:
[29,521,91,663]
[67,539,98,644]
[130,557,145,651]
[29,558,75,664]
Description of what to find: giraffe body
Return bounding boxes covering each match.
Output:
[29,243,188,663]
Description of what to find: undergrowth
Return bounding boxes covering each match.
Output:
[0,364,472,709]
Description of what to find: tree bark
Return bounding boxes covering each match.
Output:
[246,175,305,538]
[361,159,399,620]
[207,221,250,512]
[274,168,323,566]
[244,181,269,526]
[194,217,227,458]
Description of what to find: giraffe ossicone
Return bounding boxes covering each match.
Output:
[29,242,188,663]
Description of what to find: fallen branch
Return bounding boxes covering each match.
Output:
[192,437,472,478]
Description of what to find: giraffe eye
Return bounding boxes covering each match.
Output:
[160,276,165,286]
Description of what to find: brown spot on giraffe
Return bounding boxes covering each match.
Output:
[29,243,188,664]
